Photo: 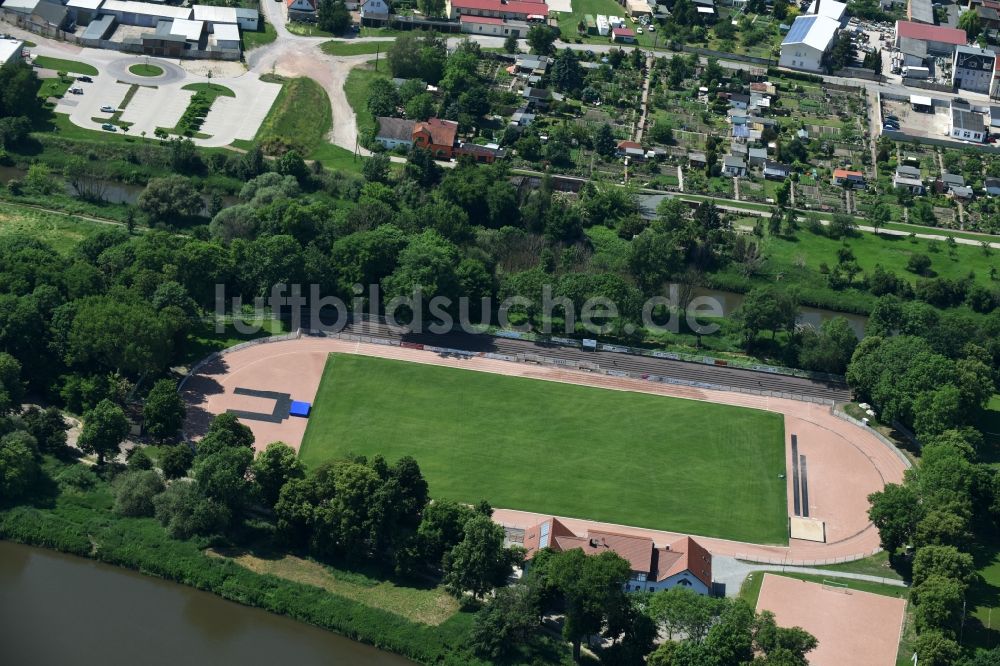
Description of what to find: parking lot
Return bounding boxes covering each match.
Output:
[199,81,282,145]
[881,96,952,139]
[119,86,195,136]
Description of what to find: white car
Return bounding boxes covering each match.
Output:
[637,27,643,34]
[100,105,116,113]
[648,24,655,31]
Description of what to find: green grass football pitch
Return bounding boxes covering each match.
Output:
[299,354,788,544]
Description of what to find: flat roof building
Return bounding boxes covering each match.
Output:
[0,38,24,67]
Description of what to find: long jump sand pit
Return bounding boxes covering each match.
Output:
[756,574,906,666]
[181,336,909,560]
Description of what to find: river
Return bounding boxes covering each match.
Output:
[692,287,868,337]
[0,540,412,666]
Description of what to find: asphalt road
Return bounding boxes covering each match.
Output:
[324,320,852,403]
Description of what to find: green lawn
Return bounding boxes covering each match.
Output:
[128,63,163,77]
[0,203,110,254]
[32,56,98,75]
[181,82,236,100]
[286,21,336,37]
[38,74,73,100]
[344,62,388,141]
[809,551,904,581]
[251,76,332,159]
[967,536,1000,651]
[320,40,391,56]
[242,21,277,50]
[299,354,788,544]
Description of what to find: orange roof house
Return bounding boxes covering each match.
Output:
[413,118,459,159]
[522,517,713,594]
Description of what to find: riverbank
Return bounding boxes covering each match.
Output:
[0,457,538,666]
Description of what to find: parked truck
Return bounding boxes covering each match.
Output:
[902,66,931,79]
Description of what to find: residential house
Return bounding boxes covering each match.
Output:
[617,140,646,160]
[509,108,536,126]
[374,116,415,151]
[952,45,997,94]
[456,142,506,163]
[896,36,928,68]
[748,146,768,166]
[750,81,776,95]
[514,54,551,74]
[361,0,390,22]
[612,26,636,42]
[973,0,1000,35]
[935,172,965,194]
[894,21,967,55]
[951,103,987,142]
[950,185,974,199]
[985,176,1000,195]
[723,155,748,177]
[832,168,866,188]
[445,0,548,22]
[779,14,841,72]
[763,160,791,180]
[521,517,713,595]
[287,0,317,21]
[412,117,459,159]
[730,142,749,157]
[522,86,553,109]
[729,93,750,110]
[893,165,925,193]
[688,152,707,167]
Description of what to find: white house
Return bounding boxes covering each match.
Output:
[952,45,997,95]
[374,116,415,151]
[520,518,713,595]
[951,104,987,143]
[779,14,840,72]
[286,0,317,21]
[360,0,389,19]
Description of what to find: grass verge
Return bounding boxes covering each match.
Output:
[32,56,98,75]
[343,62,387,141]
[320,40,390,56]
[242,21,277,50]
[300,354,788,544]
[0,202,112,253]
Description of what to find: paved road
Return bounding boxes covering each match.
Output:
[712,555,907,597]
[330,319,852,402]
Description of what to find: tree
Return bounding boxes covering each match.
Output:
[252,442,305,507]
[551,48,583,93]
[78,399,130,465]
[443,513,521,598]
[0,431,39,501]
[417,0,445,16]
[197,413,255,456]
[404,92,435,121]
[915,630,961,666]
[160,444,195,480]
[21,406,69,454]
[317,0,350,34]
[870,202,890,235]
[594,123,616,157]
[868,483,923,553]
[527,25,557,55]
[736,287,798,344]
[650,586,723,641]
[469,583,541,659]
[504,33,519,54]
[153,481,230,539]
[363,152,391,184]
[113,469,165,517]
[143,379,186,442]
[65,297,177,376]
[0,63,42,119]
[959,9,982,39]
[907,253,933,276]
[913,545,975,590]
[366,78,400,118]
[797,317,858,375]
[194,446,253,512]
[913,574,964,634]
[137,175,204,223]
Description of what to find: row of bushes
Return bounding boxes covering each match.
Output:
[0,462,485,666]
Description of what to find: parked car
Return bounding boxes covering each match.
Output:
[77,75,92,82]
[69,87,83,94]
[648,24,655,31]
[100,105,116,113]
[637,27,643,34]
[884,114,899,122]
[101,123,117,132]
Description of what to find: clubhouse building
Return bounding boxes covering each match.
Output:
[520,517,714,595]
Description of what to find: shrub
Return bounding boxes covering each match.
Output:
[113,469,164,517]
[56,465,99,491]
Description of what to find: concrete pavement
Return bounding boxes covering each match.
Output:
[711,555,907,597]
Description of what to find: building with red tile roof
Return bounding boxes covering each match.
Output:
[521,517,713,594]
[446,0,548,21]
[894,20,966,54]
[413,118,459,159]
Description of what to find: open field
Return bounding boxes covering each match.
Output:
[210,548,460,625]
[299,354,787,543]
[251,76,332,159]
[321,41,390,56]
[344,63,388,141]
[0,203,108,253]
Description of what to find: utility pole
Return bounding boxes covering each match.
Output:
[374,44,380,71]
